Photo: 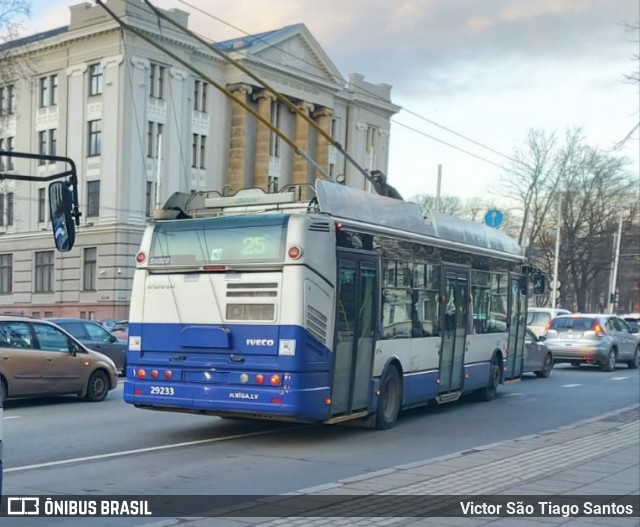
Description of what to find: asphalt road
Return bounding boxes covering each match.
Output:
[2,363,639,526]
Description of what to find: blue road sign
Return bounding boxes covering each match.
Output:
[485,209,503,228]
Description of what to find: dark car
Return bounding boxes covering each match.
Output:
[0,316,118,405]
[110,320,129,341]
[524,328,554,378]
[47,318,127,373]
[621,314,640,333]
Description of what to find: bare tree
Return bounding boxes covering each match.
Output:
[500,128,638,311]
[614,20,640,149]
[409,194,498,222]
[0,0,31,85]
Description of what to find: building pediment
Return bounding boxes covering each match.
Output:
[215,24,344,90]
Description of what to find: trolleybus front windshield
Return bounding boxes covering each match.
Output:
[148,215,288,266]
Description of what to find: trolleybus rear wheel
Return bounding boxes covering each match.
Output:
[375,365,402,430]
[477,354,500,402]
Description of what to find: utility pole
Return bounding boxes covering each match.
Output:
[551,194,561,309]
[607,210,623,314]
[434,164,442,212]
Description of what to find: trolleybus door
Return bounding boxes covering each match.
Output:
[331,253,378,415]
[505,273,527,379]
[438,267,470,395]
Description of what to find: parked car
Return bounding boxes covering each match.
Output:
[621,314,640,334]
[542,314,640,371]
[0,315,118,404]
[110,320,129,341]
[99,319,118,331]
[47,318,127,373]
[523,328,554,378]
[527,307,572,338]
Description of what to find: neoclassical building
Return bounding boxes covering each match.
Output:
[0,0,399,320]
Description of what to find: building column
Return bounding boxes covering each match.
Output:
[292,101,314,188]
[253,89,276,190]
[227,83,253,193]
[314,107,334,180]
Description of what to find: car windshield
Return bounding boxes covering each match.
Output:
[549,317,595,331]
[527,311,551,325]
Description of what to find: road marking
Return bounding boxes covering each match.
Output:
[611,377,629,381]
[5,425,299,473]
[2,416,20,420]
[561,384,583,388]
[502,393,523,397]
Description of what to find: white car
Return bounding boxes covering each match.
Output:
[527,307,571,338]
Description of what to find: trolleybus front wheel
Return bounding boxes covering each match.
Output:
[375,365,402,430]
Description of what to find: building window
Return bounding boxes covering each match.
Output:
[147,122,163,158]
[49,129,57,158]
[89,63,103,96]
[0,84,15,115]
[6,192,12,226]
[0,254,12,294]
[191,134,207,169]
[35,250,54,293]
[38,188,46,223]
[51,74,58,105]
[194,80,207,112]
[0,193,10,227]
[37,129,58,164]
[145,181,154,216]
[87,180,100,217]
[0,136,14,171]
[83,247,97,291]
[88,120,102,156]
[149,63,165,99]
[39,74,58,107]
[38,131,47,163]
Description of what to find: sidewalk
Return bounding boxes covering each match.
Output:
[143,404,640,527]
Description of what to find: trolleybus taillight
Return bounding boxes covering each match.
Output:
[135,251,146,264]
[287,246,302,260]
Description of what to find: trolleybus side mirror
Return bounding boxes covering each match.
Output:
[49,180,76,252]
[532,273,546,295]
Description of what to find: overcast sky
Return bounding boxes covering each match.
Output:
[28,0,640,202]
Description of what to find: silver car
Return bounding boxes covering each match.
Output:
[543,314,640,371]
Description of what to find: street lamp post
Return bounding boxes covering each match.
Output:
[551,194,561,309]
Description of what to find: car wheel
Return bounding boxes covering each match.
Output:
[375,365,402,430]
[600,350,616,372]
[477,354,501,402]
[85,370,109,402]
[535,353,553,378]
[628,348,640,370]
